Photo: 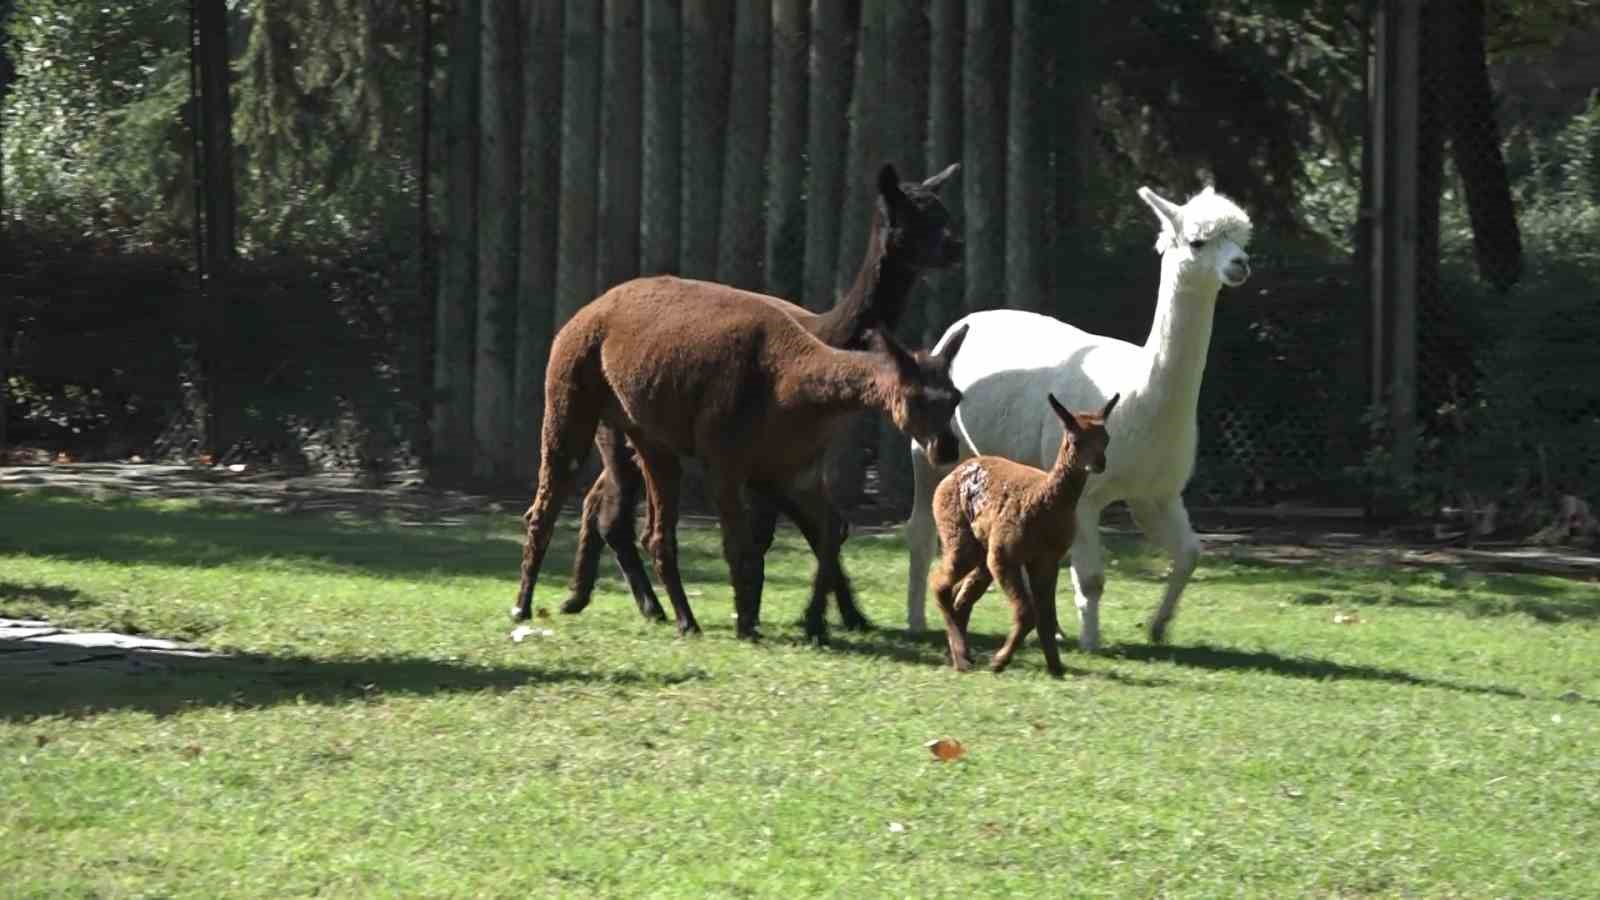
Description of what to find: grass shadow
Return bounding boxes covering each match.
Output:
[0,580,86,609]
[0,639,712,722]
[1108,642,1539,701]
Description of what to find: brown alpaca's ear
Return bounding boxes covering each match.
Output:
[1101,392,1121,420]
[878,164,906,205]
[921,162,960,193]
[936,323,970,366]
[1048,393,1082,436]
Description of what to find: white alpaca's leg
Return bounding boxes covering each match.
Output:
[904,441,943,633]
[1067,502,1108,652]
[1130,495,1199,645]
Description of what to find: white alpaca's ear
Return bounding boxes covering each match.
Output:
[1138,187,1183,248]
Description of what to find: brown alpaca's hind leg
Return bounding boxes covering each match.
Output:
[712,474,765,640]
[563,426,664,621]
[514,407,600,622]
[632,443,701,637]
[988,560,1037,675]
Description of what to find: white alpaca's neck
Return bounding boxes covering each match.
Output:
[1139,258,1222,420]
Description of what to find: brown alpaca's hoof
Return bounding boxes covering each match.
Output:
[559,595,591,615]
[1149,619,1170,645]
[510,604,531,622]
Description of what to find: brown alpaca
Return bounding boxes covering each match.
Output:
[930,393,1118,677]
[513,278,970,642]
[559,162,963,632]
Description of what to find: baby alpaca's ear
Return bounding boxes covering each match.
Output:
[1048,393,1081,435]
[1101,393,1121,420]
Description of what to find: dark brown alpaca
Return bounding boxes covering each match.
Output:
[931,393,1118,677]
[560,162,963,630]
[513,279,970,641]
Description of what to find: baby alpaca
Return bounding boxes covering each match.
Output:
[930,393,1118,677]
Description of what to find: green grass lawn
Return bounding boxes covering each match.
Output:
[3,488,1598,898]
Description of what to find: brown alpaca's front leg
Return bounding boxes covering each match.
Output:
[988,562,1037,674]
[768,483,864,641]
[1027,556,1068,678]
[632,444,701,637]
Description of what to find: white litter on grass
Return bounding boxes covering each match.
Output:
[888,822,907,834]
[510,626,554,643]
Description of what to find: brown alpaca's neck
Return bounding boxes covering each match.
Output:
[784,348,896,418]
[812,210,920,349]
[1030,448,1092,516]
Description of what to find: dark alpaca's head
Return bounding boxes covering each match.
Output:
[879,324,970,444]
[1049,392,1118,475]
[877,162,963,269]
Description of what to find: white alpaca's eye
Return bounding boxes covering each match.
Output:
[1188,238,1208,249]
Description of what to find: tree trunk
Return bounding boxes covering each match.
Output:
[195,0,236,458]
[600,0,643,292]
[473,0,522,483]
[1006,0,1046,313]
[514,0,563,484]
[555,0,602,326]
[922,0,962,345]
[416,0,437,470]
[1442,0,1521,291]
[716,0,771,291]
[872,0,930,513]
[433,0,481,486]
[681,0,734,280]
[765,0,808,301]
[962,0,1007,313]
[828,1,881,509]
[1046,0,1093,317]
[641,0,682,276]
[802,0,858,313]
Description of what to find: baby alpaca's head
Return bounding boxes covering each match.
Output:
[1048,392,1119,474]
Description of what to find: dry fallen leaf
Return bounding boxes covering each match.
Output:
[34,735,50,748]
[182,744,203,759]
[925,738,966,761]
[535,607,551,620]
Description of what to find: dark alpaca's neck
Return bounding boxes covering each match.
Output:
[811,210,921,349]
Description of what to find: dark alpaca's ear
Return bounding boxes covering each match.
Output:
[876,163,907,227]
[1101,392,1121,420]
[880,328,921,378]
[1048,393,1082,435]
[936,323,970,367]
[921,162,960,193]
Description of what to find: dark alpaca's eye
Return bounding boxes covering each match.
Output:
[1189,238,1208,249]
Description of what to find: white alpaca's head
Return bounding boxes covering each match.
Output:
[1137,185,1253,288]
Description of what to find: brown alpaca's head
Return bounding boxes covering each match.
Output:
[877,162,964,270]
[879,324,969,444]
[1048,392,1118,475]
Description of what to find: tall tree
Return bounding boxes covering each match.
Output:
[554,0,601,326]
[923,0,962,343]
[765,0,808,301]
[873,0,931,511]
[681,1,733,279]
[641,0,682,276]
[433,0,482,485]
[600,0,643,291]
[802,0,858,312]
[828,1,883,508]
[514,0,564,482]
[416,0,437,469]
[716,0,771,291]
[1046,0,1093,314]
[195,0,236,456]
[961,0,1007,313]
[834,4,884,299]
[474,0,523,482]
[1006,0,1047,313]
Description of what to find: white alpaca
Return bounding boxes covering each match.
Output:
[905,185,1253,651]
